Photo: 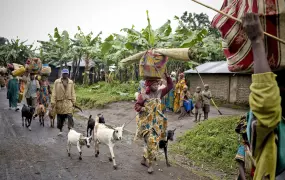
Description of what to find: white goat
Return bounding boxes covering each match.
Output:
[67,129,92,160]
[94,115,125,169]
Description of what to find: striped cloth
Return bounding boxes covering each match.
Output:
[212,0,285,72]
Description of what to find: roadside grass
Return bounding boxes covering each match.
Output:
[170,115,240,174]
[75,81,138,108]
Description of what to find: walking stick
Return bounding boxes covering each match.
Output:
[195,68,223,115]
[191,0,285,45]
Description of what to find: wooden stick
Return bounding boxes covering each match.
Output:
[195,68,223,115]
[191,0,285,45]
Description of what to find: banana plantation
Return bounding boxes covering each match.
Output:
[0,11,225,84]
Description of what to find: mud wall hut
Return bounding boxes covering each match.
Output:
[184,61,251,105]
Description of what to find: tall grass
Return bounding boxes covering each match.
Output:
[171,115,240,174]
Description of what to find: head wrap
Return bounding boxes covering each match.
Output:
[204,84,209,87]
[62,68,69,74]
[183,85,188,90]
[145,80,159,94]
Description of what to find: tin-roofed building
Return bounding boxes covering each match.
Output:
[184,61,251,105]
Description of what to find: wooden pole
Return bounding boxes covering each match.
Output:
[191,0,285,45]
[195,68,223,115]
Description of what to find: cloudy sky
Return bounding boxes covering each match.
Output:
[0,0,223,45]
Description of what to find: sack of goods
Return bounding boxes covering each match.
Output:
[28,58,42,73]
[41,64,51,76]
[12,67,26,77]
[139,50,168,79]
[212,0,285,72]
[0,67,7,74]
[7,64,14,71]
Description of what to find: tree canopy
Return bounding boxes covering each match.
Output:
[0,11,225,82]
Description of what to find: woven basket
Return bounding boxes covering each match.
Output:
[154,48,190,61]
[120,51,146,66]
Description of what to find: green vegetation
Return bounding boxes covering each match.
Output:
[1,11,225,84]
[171,115,240,174]
[76,81,138,108]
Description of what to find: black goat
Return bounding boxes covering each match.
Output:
[21,104,35,131]
[156,128,176,167]
[87,114,105,137]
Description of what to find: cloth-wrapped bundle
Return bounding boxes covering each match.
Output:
[0,67,7,74]
[28,58,42,73]
[139,50,168,79]
[212,0,285,72]
[41,64,51,76]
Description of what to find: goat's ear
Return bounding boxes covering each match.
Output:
[89,115,92,119]
[173,128,176,132]
[122,123,125,129]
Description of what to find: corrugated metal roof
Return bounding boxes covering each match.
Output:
[184,61,233,74]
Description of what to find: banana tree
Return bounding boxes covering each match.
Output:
[38,28,73,77]
[121,11,173,51]
[0,38,35,66]
[74,26,102,84]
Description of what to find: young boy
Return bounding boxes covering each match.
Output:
[193,86,203,122]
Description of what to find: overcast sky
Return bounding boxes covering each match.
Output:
[0,0,223,46]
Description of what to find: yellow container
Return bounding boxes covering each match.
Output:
[12,67,26,76]
[18,93,23,103]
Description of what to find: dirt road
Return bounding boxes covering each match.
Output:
[0,89,209,180]
[78,101,246,137]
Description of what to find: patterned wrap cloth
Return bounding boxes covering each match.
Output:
[174,74,186,113]
[211,0,285,72]
[135,76,173,164]
[137,98,167,161]
[39,80,50,108]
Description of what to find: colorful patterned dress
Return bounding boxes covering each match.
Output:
[137,98,167,161]
[39,80,50,108]
[174,79,186,113]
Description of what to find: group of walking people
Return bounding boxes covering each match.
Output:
[5,72,50,111]
[4,68,77,136]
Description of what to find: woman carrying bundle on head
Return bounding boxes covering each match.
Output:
[134,73,173,174]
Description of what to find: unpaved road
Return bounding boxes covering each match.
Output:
[78,101,246,138]
[0,89,209,180]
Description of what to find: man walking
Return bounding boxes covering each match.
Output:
[202,84,212,120]
[51,69,76,135]
[25,73,40,108]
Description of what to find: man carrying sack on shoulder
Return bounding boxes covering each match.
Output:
[51,69,76,136]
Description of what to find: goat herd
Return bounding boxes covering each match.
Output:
[20,104,176,171]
